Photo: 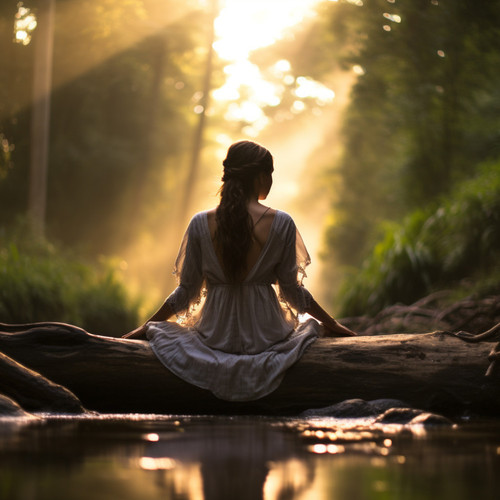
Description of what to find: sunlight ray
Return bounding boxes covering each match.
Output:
[3,0,203,121]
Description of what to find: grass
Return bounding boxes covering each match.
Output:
[339,159,500,317]
[0,223,140,336]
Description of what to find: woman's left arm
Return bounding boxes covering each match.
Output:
[306,299,357,337]
[275,216,357,337]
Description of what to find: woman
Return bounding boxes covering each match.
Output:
[124,140,356,401]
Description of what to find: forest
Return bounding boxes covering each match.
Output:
[1,0,500,334]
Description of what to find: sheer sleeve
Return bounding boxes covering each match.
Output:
[275,216,313,316]
[165,215,205,317]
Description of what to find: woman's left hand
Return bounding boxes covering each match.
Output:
[322,319,358,337]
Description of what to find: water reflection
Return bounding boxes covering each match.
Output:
[1,415,500,500]
[138,420,314,500]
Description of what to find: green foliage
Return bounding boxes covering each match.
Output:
[339,161,500,316]
[0,0,212,255]
[304,0,500,271]
[0,225,140,335]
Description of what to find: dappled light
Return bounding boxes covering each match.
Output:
[4,1,205,121]
[1,0,500,325]
[1,0,353,311]
[383,12,401,23]
[13,2,37,45]
[2,3,500,500]
[211,0,336,137]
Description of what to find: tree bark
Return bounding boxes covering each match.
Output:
[0,322,498,416]
[0,349,84,414]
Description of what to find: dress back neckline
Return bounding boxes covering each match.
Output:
[203,210,279,283]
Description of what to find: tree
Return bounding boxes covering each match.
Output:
[0,0,216,256]
[29,0,55,237]
[294,0,500,271]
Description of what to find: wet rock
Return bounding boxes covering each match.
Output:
[375,407,424,424]
[374,407,453,426]
[300,398,408,418]
[364,399,408,414]
[409,412,453,427]
[300,398,372,417]
[0,394,31,417]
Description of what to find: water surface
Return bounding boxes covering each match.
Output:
[1,414,499,499]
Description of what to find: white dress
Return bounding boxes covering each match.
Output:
[146,210,320,401]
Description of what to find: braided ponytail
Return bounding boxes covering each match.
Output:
[215,141,273,282]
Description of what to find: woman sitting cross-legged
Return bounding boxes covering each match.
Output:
[123,140,357,401]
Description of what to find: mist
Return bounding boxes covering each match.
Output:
[3,0,500,323]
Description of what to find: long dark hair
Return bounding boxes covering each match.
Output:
[215,140,273,282]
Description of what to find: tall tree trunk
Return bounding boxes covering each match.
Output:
[29,0,55,237]
[180,0,218,225]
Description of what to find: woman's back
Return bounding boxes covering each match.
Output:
[206,205,276,282]
[145,209,321,400]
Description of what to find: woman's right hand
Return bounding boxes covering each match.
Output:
[122,323,149,339]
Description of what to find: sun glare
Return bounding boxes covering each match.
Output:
[211,0,335,136]
[213,0,318,60]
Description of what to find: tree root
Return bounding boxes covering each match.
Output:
[343,294,500,336]
[441,322,500,377]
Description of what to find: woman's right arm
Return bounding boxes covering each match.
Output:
[122,300,175,339]
[123,215,204,339]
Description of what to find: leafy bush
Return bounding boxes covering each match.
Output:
[0,227,140,335]
[339,160,500,316]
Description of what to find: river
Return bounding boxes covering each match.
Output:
[1,413,499,499]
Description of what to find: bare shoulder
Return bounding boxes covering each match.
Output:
[262,207,277,225]
[248,203,276,218]
[251,206,276,246]
[206,208,217,238]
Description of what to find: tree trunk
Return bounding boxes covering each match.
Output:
[29,0,55,237]
[179,0,218,225]
[0,322,498,416]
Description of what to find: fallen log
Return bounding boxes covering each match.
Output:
[0,322,499,416]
